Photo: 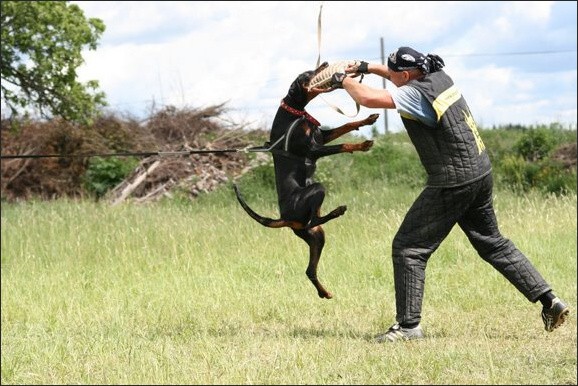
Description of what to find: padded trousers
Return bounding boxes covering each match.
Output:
[391,173,552,326]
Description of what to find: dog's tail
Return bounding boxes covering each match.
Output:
[233,184,296,229]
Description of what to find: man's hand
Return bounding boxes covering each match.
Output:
[329,72,346,89]
[346,60,369,74]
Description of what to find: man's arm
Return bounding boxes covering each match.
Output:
[341,76,396,109]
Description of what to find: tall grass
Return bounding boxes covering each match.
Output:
[2,185,576,384]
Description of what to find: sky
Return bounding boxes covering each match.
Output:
[73,1,577,137]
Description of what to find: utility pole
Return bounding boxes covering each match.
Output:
[380,37,389,134]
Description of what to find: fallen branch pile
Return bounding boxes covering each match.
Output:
[1,103,270,202]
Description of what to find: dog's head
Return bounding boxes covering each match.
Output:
[286,62,329,108]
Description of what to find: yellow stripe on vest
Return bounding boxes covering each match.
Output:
[432,85,461,122]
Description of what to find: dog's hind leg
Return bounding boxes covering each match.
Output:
[307,205,347,228]
[294,226,333,299]
[290,183,347,229]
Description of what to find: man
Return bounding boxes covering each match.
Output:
[324,46,570,342]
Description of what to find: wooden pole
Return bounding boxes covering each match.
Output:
[380,37,389,134]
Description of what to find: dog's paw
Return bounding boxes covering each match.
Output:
[364,113,380,125]
[360,140,374,151]
[334,205,347,216]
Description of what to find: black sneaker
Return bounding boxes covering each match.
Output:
[374,323,425,343]
[542,297,569,332]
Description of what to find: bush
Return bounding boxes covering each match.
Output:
[83,156,139,198]
[497,154,576,195]
[513,127,557,162]
[231,162,277,204]
[320,132,425,191]
[536,159,577,195]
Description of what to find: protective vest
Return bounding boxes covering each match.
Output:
[401,70,492,187]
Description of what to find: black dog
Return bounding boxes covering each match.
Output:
[234,62,378,299]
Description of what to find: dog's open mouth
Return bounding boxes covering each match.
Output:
[303,62,329,90]
[307,60,360,91]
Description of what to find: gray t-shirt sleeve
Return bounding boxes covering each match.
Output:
[389,85,437,127]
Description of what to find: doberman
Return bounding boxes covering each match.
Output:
[233,62,379,299]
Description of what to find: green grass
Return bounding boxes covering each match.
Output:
[1,187,576,384]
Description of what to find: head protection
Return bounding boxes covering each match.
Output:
[387,46,445,74]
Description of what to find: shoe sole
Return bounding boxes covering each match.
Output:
[374,331,425,343]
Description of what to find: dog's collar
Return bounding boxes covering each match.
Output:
[280,100,320,127]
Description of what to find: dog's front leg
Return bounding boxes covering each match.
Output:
[322,113,379,143]
[294,226,333,299]
[310,141,374,159]
[341,141,374,153]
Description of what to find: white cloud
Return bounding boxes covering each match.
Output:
[73,1,577,135]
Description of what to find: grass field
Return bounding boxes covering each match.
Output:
[1,185,576,384]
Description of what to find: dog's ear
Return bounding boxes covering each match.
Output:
[286,72,312,107]
[297,70,315,85]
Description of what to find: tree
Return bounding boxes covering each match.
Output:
[1,1,107,125]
